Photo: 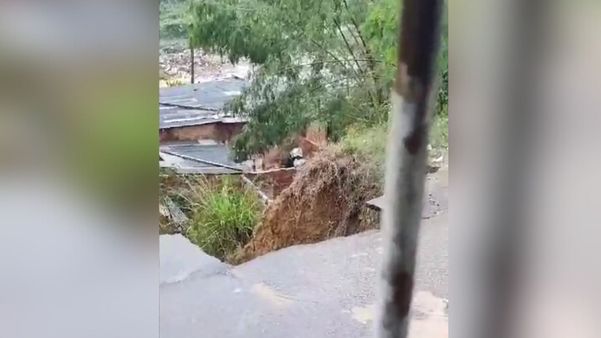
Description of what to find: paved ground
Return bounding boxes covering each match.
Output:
[160,169,448,338]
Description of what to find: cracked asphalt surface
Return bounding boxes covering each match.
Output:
[160,170,448,338]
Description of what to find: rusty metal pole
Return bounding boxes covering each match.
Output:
[375,0,443,337]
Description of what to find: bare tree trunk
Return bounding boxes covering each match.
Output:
[375,0,443,337]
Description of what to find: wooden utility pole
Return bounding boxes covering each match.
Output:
[375,0,443,337]
[190,43,195,84]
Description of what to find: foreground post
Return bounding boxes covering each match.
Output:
[375,0,442,337]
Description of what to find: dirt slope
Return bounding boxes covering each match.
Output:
[232,149,380,263]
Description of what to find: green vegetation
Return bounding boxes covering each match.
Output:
[160,0,191,44]
[340,114,447,190]
[159,0,448,258]
[431,114,448,152]
[186,176,262,260]
[188,0,448,160]
[340,123,388,187]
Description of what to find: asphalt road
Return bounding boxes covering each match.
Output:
[160,170,448,338]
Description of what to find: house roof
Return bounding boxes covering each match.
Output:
[159,78,248,129]
[159,142,242,175]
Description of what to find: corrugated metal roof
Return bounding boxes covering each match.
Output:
[159,143,242,175]
[159,78,248,129]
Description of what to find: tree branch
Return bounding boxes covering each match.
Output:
[332,16,364,76]
[342,0,383,103]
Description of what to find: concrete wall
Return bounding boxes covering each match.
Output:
[160,122,245,144]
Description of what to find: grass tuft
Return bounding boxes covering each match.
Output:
[186,176,262,260]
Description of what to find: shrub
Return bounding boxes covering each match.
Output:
[340,123,389,188]
[186,176,262,260]
[430,113,448,151]
[339,113,448,186]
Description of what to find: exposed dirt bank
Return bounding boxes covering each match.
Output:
[231,149,380,263]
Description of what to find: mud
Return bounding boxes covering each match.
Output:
[232,149,380,263]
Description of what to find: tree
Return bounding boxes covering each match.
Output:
[189,0,447,160]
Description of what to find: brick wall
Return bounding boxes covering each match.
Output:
[160,122,245,144]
